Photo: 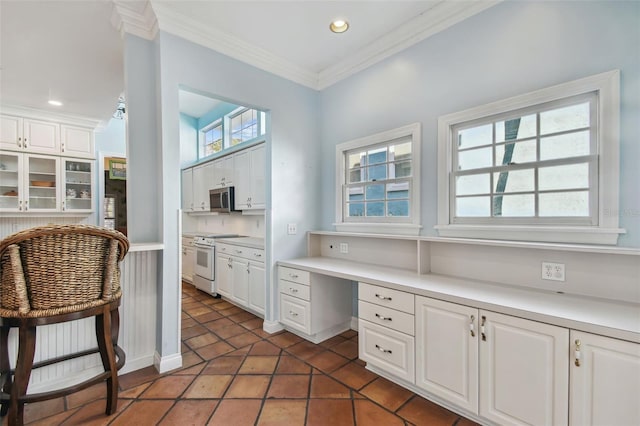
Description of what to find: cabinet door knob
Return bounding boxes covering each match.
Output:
[290,288,298,293]
[289,311,298,317]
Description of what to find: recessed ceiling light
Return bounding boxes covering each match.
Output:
[330,19,349,33]
[48,100,63,106]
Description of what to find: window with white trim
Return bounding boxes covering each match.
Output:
[200,120,223,157]
[228,107,259,146]
[437,70,623,245]
[336,123,421,235]
[198,107,266,161]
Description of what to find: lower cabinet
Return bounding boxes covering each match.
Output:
[215,243,265,317]
[181,237,194,283]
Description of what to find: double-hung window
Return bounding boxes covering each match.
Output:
[336,123,421,235]
[437,70,623,244]
[200,119,223,158]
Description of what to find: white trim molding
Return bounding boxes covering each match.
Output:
[263,320,284,334]
[436,70,623,245]
[111,0,159,41]
[154,351,183,374]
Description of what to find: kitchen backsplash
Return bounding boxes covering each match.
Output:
[183,212,265,239]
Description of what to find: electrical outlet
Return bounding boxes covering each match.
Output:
[287,223,297,235]
[340,243,349,254]
[542,262,565,282]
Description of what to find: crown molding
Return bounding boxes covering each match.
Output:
[111,0,158,41]
[0,104,102,129]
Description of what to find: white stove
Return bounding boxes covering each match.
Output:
[192,234,240,295]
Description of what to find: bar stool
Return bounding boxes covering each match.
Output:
[0,224,129,426]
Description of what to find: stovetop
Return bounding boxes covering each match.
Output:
[193,234,241,247]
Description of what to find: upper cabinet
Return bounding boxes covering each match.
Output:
[212,156,234,189]
[234,144,265,210]
[0,114,94,159]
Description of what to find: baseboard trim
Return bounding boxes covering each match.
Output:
[154,351,182,374]
[120,354,155,375]
[263,320,284,334]
[350,316,359,330]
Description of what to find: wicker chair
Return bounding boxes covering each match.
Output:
[0,224,129,426]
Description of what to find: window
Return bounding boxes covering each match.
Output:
[336,123,421,235]
[229,108,258,146]
[437,70,623,244]
[201,120,223,157]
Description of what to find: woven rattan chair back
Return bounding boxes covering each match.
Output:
[0,224,129,426]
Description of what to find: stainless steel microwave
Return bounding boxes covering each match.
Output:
[209,187,237,213]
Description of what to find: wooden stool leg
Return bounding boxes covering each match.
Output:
[9,325,36,426]
[0,326,11,417]
[96,307,118,415]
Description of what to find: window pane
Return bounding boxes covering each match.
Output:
[366,202,384,216]
[540,131,590,161]
[539,163,589,191]
[367,148,387,165]
[387,182,409,199]
[348,203,364,217]
[458,147,492,171]
[456,196,490,217]
[366,184,384,200]
[348,186,364,201]
[391,160,411,178]
[539,191,589,216]
[458,124,492,149]
[493,169,534,193]
[495,140,536,165]
[348,152,364,169]
[456,173,489,196]
[496,114,536,142]
[390,142,411,161]
[231,115,242,133]
[540,102,590,135]
[349,167,364,183]
[367,164,387,181]
[493,194,534,217]
[388,200,409,217]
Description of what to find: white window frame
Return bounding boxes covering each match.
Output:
[224,106,263,148]
[436,70,624,245]
[335,123,422,235]
[199,118,223,159]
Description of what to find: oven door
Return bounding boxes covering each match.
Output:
[194,245,214,281]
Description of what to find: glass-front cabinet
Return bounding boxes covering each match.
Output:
[62,158,93,212]
[27,154,59,212]
[0,151,22,211]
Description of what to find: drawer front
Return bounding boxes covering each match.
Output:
[280,293,310,334]
[279,266,311,285]
[279,279,311,301]
[359,300,415,336]
[246,248,265,262]
[359,319,415,383]
[359,282,415,314]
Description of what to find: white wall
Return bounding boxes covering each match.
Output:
[319,0,640,248]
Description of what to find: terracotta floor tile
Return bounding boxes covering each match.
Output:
[203,317,234,332]
[117,382,151,399]
[226,345,252,356]
[65,382,106,409]
[27,407,79,426]
[257,400,307,426]
[214,324,248,339]
[201,296,225,306]
[212,300,234,310]
[108,400,173,426]
[239,317,264,330]
[184,305,213,317]
[457,416,481,426]
[353,399,405,426]
[359,377,414,412]
[252,328,273,338]
[202,355,244,374]
[176,363,206,375]
[185,332,220,349]
[181,350,205,368]
[275,355,312,374]
[354,358,366,367]
[217,306,244,317]
[182,324,209,340]
[249,340,281,356]
[309,375,351,399]
[307,350,349,373]
[118,366,161,390]
[286,340,325,360]
[268,331,303,348]
[319,335,348,348]
[59,399,132,426]
[339,329,358,339]
[158,400,218,425]
[266,375,310,399]
[306,399,355,426]
[181,317,197,329]
[193,310,223,323]
[225,375,271,398]
[228,311,256,323]
[194,341,235,360]
[226,331,262,348]
[330,339,359,360]
[238,356,279,374]
[208,399,262,426]
[330,362,378,390]
[23,397,65,423]
[183,375,233,399]
[397,395,460,426]
[139,375,195,399]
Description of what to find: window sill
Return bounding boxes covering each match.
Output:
[334,222,422,236]
[434,224,625,245]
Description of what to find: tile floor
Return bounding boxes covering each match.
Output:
[4,284,478,425]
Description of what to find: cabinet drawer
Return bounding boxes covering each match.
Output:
[359,282,414,314]
[359,319,415,383]
[279,280,310,301]
[279,266,310,285]
[228,245,264,262]
[359,300,414,336]
[280,293,310,334]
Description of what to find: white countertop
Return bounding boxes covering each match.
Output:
[278,256,640,343]
[217,237,264,249]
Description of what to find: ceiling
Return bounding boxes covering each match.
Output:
[0,0,497,125]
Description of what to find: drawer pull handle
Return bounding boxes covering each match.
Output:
[235,250,243,254]
[289,273,299,279]
[289,311,298,317]
[290,288,298,293]
[574,339,581,367]
[469,315,475,337]
[375,344,392,354]
[375,294,392,301]
[254,253,262,257]
[480,316,487,341]
[375,313,392,321]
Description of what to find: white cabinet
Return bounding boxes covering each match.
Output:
[415,296,478,413]
[22,119,60,155]
[61,158,93,213]
[0,115,23,151]
[60,125,94,158]
[216,243,265,316]
[181,168,194,212]
[212,156,234,188]
[570,331,640,426]
[279,266,351,343]
[181,237,195,283]
[234,144,265,210]
[192,162,214,212]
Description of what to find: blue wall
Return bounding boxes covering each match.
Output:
[319,0,640,247]
[197,102,238,130]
